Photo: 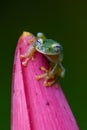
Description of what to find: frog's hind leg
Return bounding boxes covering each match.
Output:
[36,66,56,87]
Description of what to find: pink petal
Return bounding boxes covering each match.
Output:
[11,42,31,130]
[11,32,79,130]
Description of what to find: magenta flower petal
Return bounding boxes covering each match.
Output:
[11,32,79,130]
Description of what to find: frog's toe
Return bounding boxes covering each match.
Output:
[20,54,26,59]
[44,79,56,87]
[21,57,30,66]
[36,73,47,80]
[40,66,51,73]
[36,72,56,87]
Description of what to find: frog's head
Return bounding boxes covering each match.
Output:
[35,38,63,55]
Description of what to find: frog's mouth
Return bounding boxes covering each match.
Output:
[36,48,59,55]
[36,46,62,55]
[45,54,60,63]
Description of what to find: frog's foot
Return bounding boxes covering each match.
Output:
[36,66,56,87]
[44,78,56,87]
[20,53,34,66]
[20,54,30,66]
[21,57,30,66]
[20,44,36,66]
[29,37,36,44]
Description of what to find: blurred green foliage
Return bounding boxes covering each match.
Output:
[0,0,87,129]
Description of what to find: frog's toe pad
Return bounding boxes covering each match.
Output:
[20,54,26,60]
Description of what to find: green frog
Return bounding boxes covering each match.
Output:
[21,32,65,87]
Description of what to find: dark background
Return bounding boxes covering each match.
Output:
[0,0,87,129]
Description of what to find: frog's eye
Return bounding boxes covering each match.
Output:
[37,39,43,44]
[36,38,43,47]
[52,43,61,52]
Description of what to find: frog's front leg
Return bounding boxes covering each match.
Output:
[20,43,36,66]
[36,61,65,87]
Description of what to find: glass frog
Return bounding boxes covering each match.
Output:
[21,32,65,87]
